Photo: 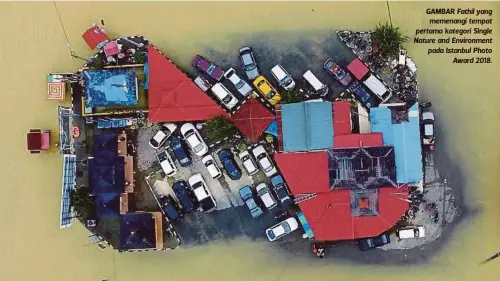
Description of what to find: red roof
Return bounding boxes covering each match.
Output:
[230,98,275,141]
[347,58,369,80]
[275,151,409,241]
[334,133,383,148]
[147,44,227,123]
[82,26,109,50]
[333,101,352,136]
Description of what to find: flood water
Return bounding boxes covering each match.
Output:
[1,1,499,281]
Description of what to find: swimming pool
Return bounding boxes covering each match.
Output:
[83,68,138,107]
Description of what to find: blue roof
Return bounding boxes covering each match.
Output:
[93,133,118,159]
[89,156,125,194]
[120,213,157,250]
[95,192,120,217]
[83,68,138,107]
[281,102,333,152]
[60,155,77,228]
[144,63,149,90]
[370,104,423,183]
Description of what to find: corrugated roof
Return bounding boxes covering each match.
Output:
[281,102,333,152]
[370,103,423,183]
[120,213,157,250]
[333,101,352,136]
[334,133,383,148]
[347,58,369,80]
[147,44,226,122]
[230,97,275,141]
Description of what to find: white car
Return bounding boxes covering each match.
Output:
[202,155,222,179]
[422,111,435,148]
[238,150,258,175]
[265,217,299,242]
[211,83,239,110]
[256,183,277,210]
[149,123,177,149]
[271,64,295,90]
[251,145,277,177]
[188,173,217,213]
[397,226,426,239]
[224,68,253,97]
[180,123,208,156]
[157,151,177,177]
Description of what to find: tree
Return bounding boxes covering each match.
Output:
[204,116,238,142]
[87,57,104,69]
[71,186,94,219]
[373,22,408,57]
[281,90,303,104]
[133,51,147,64]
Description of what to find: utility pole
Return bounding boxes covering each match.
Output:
[386,0,393,25]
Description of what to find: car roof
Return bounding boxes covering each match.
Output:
[422,111,435,120]
[152,130,167,143]
[186,133,202,146]
[271,65,287,79]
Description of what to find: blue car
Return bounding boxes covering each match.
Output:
[218,149,242,180]
[358,232,390,251]
[160,195,182,221]
[172,180,195,213]
[348,81,374,108]
[270,175,291,204]
[169,136,192,167]
[239,185,263,218]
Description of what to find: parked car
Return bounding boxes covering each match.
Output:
[169,136,192,167]
[323,58,353,86]
[397,226,426,239]
[224,68,253,97]
[237,150,258,175]
[271,64,295,90]
[191,54,224,81]
[303,70,329,96]
[180,123,208,157]
[218,149,242,180]
[362,74,392,102]
[211,83,239,110]
[256,183,277,210]
[265,217,299,242]
[251,145,277,177]
[194,76,212,92]
[239,46,260,80]
[270,175,291,204]
[160,195,182,221]
[172,180,195,213]
[239,185,264,218]
[157,151,178,177]
[358,232,391,251]
[149,123,177,149]
[202,155,222,179]
[253,76,281,105]
[348,81,374,108]
[188,173,217,213]
[422,111,435,150]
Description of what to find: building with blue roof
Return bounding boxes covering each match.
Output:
[83,68,138,107]
[369,103,423,184]
[120,212,164,251]
[281,101,334,152]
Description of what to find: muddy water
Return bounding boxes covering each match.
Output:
[0,1,499,281]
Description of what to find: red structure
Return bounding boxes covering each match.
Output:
[333,101,352,136]
[147,44,227,123]
[230,98,275,141]
[82,26,109,50]
[346,58,370,81]
[27,129,50,154]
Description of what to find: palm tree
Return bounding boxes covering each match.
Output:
[204,116,238,142]
[373,22,408,57]
[71,186,94,219]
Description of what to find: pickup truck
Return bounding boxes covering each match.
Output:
[188,173,217,213]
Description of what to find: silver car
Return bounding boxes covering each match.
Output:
[239,46,260,80]
[224,68,253,97]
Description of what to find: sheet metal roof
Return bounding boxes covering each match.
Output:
[147,44,226,122]
[82,26,109,50]
[60,155,76,228]
[370,104,423,183]
[120,213,157,250]
[334,133,383,148]
[230,97,275,141]
[347,58,369,80]
[333,101,351,136]
[281,102,333,152]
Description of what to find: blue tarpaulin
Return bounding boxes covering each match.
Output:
[144,62,149,90]
[370,103,423,183]
[281,102,333,152]
[265,120,278,137]
[83,68,138,107]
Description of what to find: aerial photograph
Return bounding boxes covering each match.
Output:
[0,1,498,281]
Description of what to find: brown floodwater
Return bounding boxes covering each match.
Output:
[0,1,499,281]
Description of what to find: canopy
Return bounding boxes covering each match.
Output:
[230,98,275,141]
[82,26,109,50]
[347,58,369,80]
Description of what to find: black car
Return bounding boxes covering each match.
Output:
[217,149,242,180]
[172,180,195,213]
[169,136,192,167]
[358,233,391,251]
[160,195,182,221]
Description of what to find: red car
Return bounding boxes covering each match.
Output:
[191,55,224,81]
[323,58,353,86]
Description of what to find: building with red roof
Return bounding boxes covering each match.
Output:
[147,44,227,123]
[230,97,275,141]
[82,26,109,50]
[274,100,409,241]
[346,58,370,81]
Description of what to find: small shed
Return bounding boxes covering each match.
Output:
[347,58,369,81]
[82,25,109,50]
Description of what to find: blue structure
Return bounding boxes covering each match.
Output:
[297,212,314,239]
[60,155,77,228]
[93,132,118,159]
[265,120,278,137]
[94,193,120,217]
[144,62,149,90]
[96,119,128,129]
[88,156,125,195]
[281,102,333,152]
[83,68,138,107]
[120,213,157,250]
[370,104,423,183]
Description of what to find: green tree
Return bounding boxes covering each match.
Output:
[373,22,408,57]
[133,51,147,64]
[205,116,238,142]
[88,57,104,69]
[71,186,94,219]
[281,90,302,104]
